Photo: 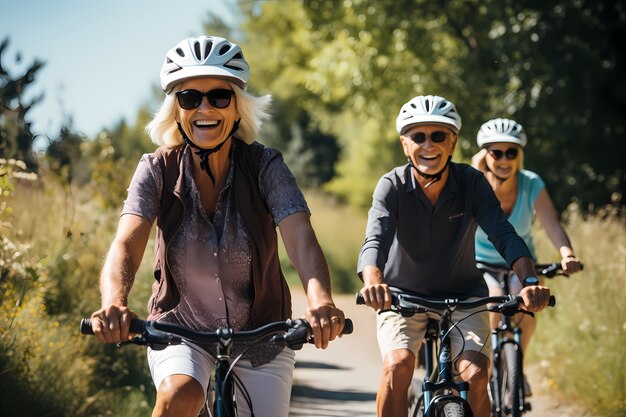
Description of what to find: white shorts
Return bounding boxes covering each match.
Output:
[376,299,492,360]
[147,342,296,417]
[482,269,523,296]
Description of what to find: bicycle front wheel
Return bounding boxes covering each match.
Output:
[498,342,523,417]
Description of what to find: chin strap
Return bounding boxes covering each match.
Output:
[408,155,452,189]
[178,119,241,186]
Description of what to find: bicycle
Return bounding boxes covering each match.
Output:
[356,286,554,417]
[478,262,578,417]
[81,317,353,417]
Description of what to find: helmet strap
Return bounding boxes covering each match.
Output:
[177,119,241,186]
[408,155,452,189]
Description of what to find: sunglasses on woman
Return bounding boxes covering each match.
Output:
[176,89,234,110]
[406,130,450,144]
[488,147,519,160]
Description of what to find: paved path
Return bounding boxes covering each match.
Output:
[289,290,380,417]
[288,290,596,417]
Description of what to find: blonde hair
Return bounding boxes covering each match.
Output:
[471,147,524,172]
[145,82,272,147]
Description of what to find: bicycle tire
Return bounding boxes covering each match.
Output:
[499,342,522,417]
[440,401,465,417]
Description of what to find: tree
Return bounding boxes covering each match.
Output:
[0,37,44,171]
[233,0,626,211]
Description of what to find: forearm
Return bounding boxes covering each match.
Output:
[511,256,536,283]
[361,265,384,286]
[100,240,138,307]
[279,213,334,307]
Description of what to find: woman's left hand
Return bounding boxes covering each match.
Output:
[304,303,346,349]
[561,255,582,275]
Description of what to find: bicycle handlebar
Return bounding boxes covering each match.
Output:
[479,261,583,278]
[80,317,353,351]
[535,262,583,277]
[355,287,555,315]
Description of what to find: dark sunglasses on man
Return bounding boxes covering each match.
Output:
[405,130,450,144]
[176,89,234,110]
[488,147,519,160]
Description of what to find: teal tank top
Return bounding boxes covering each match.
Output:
[475,170,545,265]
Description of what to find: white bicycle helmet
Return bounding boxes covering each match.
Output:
[160,35,250,93]
[476,118,527,148]
[396,95,462,134]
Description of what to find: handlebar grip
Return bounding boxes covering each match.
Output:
[80,318,94,335]
[80,318,144,335]
[549,295,556,307]
[355,293,365,305]
[343,318,354,335]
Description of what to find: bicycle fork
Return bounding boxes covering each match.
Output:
[422,318,472,417]
[491,328,528,416]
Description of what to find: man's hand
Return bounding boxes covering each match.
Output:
[359,283,392,311]
[90,305,138,344]
[304,303,346,349]
[519,285,551,312]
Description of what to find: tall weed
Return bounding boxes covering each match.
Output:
[529,205,626,417]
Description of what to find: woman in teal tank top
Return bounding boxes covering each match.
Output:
[472,118,582,395]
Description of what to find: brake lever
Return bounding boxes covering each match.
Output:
[116,336,148,348]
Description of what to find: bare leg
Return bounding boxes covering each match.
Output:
[152,374,205,417]
[457,351,491,417]
[377,348,416,417]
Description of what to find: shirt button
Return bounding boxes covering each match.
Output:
[213,252,218,257]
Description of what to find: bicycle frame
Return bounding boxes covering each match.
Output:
[420,310,473,417]
[481,262,569,417]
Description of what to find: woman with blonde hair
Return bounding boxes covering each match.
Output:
[472,118,582,395]
[89,35,347,417]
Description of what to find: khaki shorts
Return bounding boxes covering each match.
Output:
[376,300,492,360]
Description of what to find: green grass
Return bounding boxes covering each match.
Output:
[528,206,626,417]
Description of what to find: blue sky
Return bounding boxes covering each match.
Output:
[1,0,236,139]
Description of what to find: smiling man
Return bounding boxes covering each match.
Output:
[356,95,551,417]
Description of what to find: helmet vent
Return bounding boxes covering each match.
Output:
[193,42,202,59]
[175,48,185,57]
[204,42,213,58]
[219,44,231,55]
[424,100,431,112]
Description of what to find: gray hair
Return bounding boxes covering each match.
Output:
[145,82,272,147]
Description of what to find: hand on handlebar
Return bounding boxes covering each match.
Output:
[304,303,347,349]
[358,283,392,312]
[90,305,139,344]
[561,256,583,275]
[518,285,551,312]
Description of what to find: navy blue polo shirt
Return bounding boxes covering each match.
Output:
[357,162,531,298]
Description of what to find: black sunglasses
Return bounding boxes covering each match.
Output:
[176,89,234,110]
[488,147,519,160]
[406,130,450,144]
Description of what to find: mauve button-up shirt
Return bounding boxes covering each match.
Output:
[357,162,530,299]
[122,142,309,365]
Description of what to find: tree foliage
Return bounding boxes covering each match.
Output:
[0,38,44,171]
[233,0,626,211]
